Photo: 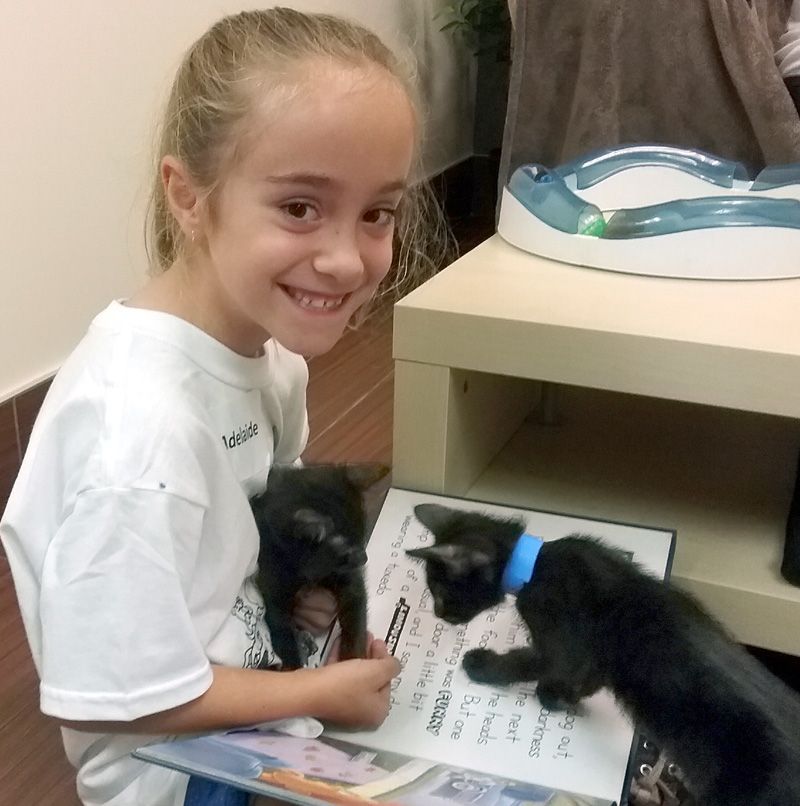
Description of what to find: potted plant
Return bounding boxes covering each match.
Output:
[437,0,512,219]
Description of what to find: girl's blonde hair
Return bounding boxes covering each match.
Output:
[147,6,454,312]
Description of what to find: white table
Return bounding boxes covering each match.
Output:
[392,234,800,655]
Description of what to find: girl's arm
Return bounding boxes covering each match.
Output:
[58,639,399,735]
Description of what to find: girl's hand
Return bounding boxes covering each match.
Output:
[60,639,399,736]
[312,638,400,729]
[292,586,337,634]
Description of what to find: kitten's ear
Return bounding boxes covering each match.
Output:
[293,509,332,542]
[344,462,390,491]
[413,504,457,535]
[406,544,491,576]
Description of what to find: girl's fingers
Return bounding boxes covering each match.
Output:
[367,637,390,660]
[292,587,337,634]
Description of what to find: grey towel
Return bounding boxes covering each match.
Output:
[500,0,800,182]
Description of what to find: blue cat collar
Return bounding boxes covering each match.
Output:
[501,533,544,595]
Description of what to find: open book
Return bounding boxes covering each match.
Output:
[135,488,676,806]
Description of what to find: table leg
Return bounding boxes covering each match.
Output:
[392,360,539,495]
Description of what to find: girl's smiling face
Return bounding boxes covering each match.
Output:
[188,62,417,357]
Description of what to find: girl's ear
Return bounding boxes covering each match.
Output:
[161,155,202,239]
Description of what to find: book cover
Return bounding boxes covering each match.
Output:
[137,727,614,805]
[135,488,676,806]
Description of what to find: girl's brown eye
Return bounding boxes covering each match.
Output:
[286,203,310,219]
[364,208,395,225]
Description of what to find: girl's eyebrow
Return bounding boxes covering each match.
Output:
[263,172,407,193]
[263,172,332,187]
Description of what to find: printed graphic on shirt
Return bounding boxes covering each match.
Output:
[221,420,260,451]
[232,577,276,669]
[220,414,272,497]
[207,389,272,488]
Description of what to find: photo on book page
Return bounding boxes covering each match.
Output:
[135,727,613,806]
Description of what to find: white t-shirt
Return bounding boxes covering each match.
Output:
[0,301,309,805]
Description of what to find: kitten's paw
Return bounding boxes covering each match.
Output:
[536,682,579,712]
[462,648,502,683]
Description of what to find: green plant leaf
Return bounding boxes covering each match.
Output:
[434,0,511,61]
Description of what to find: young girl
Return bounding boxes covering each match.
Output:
[0,8,447,805]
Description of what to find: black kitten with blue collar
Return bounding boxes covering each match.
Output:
[407,503,800,806]
[251,463,388,669]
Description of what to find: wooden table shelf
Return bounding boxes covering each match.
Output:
[392,235,800,655]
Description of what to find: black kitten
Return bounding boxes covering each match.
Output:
[407,503,800,806]
[251,463,388,670]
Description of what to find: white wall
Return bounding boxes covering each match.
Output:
[0,1,475,401]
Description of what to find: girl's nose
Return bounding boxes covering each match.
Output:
[312,227,365,283]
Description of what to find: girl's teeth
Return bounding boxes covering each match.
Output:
[291,291,344,310]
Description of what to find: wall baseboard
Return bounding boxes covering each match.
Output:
[1,378,51,523]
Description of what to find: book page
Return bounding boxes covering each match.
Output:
[326,488,675,804]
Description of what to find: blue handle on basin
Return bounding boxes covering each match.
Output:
[602,196,800,239]
[554,144,749,191]
[508,165,606,235]
[752,163,800,190]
